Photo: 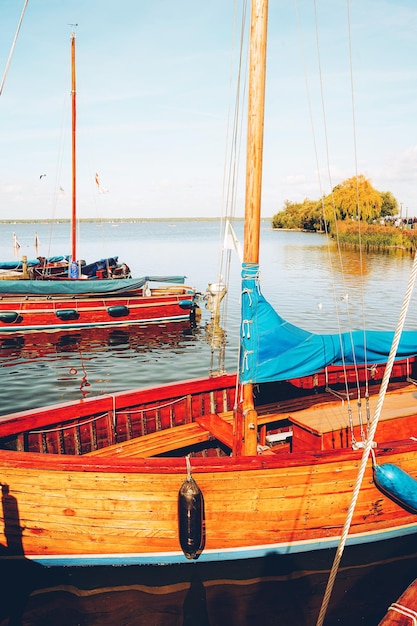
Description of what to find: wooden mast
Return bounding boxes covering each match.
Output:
[243,0,268,266]
[235,0,268,456]
[70,33,77,267]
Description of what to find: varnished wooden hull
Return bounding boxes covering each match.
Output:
[378,578,417,625]
[0,369,417,567]
[1,443,417,566]
[0,285,198,331]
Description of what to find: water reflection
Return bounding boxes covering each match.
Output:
[0,321,208,415]
[0,542,415,625]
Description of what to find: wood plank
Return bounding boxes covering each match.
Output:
[219,409,285,427]
[86,422,210,458]
[288,385,417,436]
[196,413,234,448]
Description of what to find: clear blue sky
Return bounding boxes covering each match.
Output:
[1,0,417,220]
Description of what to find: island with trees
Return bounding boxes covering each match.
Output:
[271,175,417,251]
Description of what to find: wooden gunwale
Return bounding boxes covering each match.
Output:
[0,436,415,473]
[0,373,237,437]
[1,376,416,461]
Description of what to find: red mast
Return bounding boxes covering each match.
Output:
[70,33,77,266]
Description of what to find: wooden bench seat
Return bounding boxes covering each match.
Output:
[196,413,234,448]
[86,421,211,458]
[287,385,417,436]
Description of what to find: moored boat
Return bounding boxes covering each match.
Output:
[0,32,199,331]
[1,3,417,625]
[378,579,417,625]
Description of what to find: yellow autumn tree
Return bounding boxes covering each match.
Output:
[272,175,397,231]
[329,175,382,222]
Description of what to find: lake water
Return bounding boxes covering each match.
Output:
[1,219,416,416]
[0,220,416,625]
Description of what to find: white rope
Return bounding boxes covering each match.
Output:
[316,247,417,626]
[388,602,417,625]
[0,0,29,96]
[30,394,189,435]
[30,411,108,434]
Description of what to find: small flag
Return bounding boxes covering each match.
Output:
[223,220,243,262]
[95,172,109,193]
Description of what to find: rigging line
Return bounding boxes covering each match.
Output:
[219,0,248,267]
[316,245,417,626]
[231,1,250,408]
[346,0,369,400]
[294,0,324,202]
[212,0,248,372]
[45,64,72,260]
[309,1,354,406]
[312,1,366,413]
[0,0,29,97]
[344,0,369,439]
[294,1,351,402]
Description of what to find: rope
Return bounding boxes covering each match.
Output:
[209,0,249,376]
[186,455,192,480]
[388,602,417,625]
[316,247,417,626]
[296,0,361,420]
[29,393,189,435]
[121,395,188,415]
[30,411,108,435]
[0,0,28,96]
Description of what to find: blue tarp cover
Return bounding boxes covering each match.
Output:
[239,262,417,384]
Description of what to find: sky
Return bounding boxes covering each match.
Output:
[0,0,417,221]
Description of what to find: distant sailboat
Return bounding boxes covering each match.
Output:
[0,33,199,331]
[12,233,20,252]
[34,232,40,253]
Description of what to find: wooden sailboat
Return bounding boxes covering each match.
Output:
[0,33,198,331]
[378,579,417,625]
[1,3,417,623]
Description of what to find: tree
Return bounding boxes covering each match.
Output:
[379,191,398,217]
[330,175,381,222]
[271,175,396,231]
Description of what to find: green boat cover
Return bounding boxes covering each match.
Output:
[0,276,186,296]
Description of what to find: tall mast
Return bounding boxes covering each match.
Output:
[70,33,77,265]
[243,0,268,264]
[235,0,268,457]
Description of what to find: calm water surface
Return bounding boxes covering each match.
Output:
[0,220,416,416]
[0,220,416,625]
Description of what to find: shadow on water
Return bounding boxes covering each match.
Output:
[0,541,416,625]
[0,483,58,626]
[0,483,417,624]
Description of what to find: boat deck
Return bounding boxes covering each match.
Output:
[86,421,212,458]
[288,384,417,434]
[85,385,417,458]
[287,384,417,451]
